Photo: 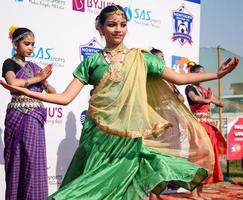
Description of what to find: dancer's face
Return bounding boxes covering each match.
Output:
[155,52,164,60]
[14,34,35,57]
[100,13,127,47]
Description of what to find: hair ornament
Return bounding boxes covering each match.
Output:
[9,25,17,39]
[114,8,124,15]
[187,61,197,71]
[109,5,125,17]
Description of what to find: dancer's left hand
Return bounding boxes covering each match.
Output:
[0,80,28,95]
[217,57,239,78]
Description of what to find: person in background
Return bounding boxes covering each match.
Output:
[150,47,184,103]
[1,6,239,200]
[185,61,227,184]
[1,26,56,200]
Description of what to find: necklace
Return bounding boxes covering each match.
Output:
[12,55,26,68]
[103,43,127,57]
[103,45,128,82]
[12,55,34,78]
[103,49,127,64]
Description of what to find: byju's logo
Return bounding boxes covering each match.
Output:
[46,106,64,125]
[73,0,85,12]
[171,55,190,74]
[171,5,193,45]
[79,37,103,61]
[72,0,115,13]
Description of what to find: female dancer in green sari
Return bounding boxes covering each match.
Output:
[0,5,239,200]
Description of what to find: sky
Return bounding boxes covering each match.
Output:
[200,0,243,57]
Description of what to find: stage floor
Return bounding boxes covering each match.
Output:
[158,182,243,200]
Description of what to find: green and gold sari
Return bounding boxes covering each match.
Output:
[47,48,211,200]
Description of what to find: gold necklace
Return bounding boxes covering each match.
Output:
[103,49,127,64]
[103,47,128,83]
[103,43,127,57]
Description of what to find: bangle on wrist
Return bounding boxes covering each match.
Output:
[24,79,29,87]
[44,82,49,92]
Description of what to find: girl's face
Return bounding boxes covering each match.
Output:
[100,13,127,47]
[14,34,35,57]
[155,52,164,60]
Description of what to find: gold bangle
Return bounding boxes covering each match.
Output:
[44,82,49,92]
[24,79,29,87]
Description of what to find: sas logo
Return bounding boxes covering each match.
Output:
[171,4,193,45]
[171,55,190,74]
[11,47,52,60]
[79,37,103,61]
[11,46,65,68]
[122,5,161,28]
[123,6,151,22]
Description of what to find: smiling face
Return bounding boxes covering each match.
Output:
[99,12,128,48]
[14,34,35,58]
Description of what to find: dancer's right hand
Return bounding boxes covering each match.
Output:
[36,64,53,82]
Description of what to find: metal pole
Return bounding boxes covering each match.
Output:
[217,46,223,132]
[226,117,230,177]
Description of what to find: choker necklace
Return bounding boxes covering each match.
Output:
[103,49,127,65]
[103,43,128,57]
[12,55,26,68]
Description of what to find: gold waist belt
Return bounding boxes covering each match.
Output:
[194,112,214,123]
[8,95,44,109]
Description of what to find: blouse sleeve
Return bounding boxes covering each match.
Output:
[73,54,98,85]
[2,58,20,78]
[142,51,166,76]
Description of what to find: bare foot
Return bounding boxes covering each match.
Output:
[191,186,204,200]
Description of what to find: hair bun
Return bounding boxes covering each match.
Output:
[187,61,196,71]
[9,26,17,39]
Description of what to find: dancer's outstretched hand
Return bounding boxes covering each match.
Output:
[217,57,239,79]
[0,80,28,95]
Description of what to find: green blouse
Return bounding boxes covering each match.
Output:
[73,50,165,87]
